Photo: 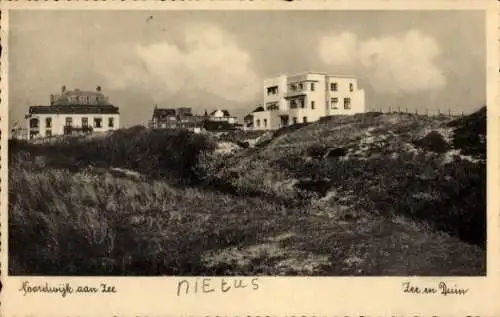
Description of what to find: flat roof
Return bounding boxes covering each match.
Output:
[28,105,120,115]
[267,71,358,79]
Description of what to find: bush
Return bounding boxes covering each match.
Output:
[414,131,450,153]
[449,106,486,158]
[9,127,217,185]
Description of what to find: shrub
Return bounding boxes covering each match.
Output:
[414,131,450,153]
[9,127,217,185]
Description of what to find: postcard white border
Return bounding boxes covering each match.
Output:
[1,1,499,316]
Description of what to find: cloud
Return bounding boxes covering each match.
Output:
[318,30,446,94]
[103,24,260,103]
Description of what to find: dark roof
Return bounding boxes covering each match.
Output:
[29,105,119,115]
[63,90,105,97]
[153,108,176,118]
[252,106,265,113]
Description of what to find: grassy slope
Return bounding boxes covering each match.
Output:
[9,110,486,276]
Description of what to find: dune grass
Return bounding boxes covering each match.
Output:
[8,109,487,275]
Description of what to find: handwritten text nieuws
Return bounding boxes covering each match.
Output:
[19,281,117,297]
[177,277,260,296]
[402,281,469,296]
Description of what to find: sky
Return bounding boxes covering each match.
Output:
[8,10,486,128]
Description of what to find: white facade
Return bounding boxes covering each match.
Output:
[27,113,120,139]
[253,72,366,130]
[210,109,237,124]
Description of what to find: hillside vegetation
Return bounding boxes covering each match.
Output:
[9,108,486,275]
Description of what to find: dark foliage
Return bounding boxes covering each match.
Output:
[9,127,216,185]
[414,131,450,153]
[448,106,486,158]
[326,147,348,158]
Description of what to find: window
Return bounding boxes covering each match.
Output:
[29,118,39,129]
[311,101,315,109]
[290,83,298,91]
[267,86,279,96]
[303,116,308,123]
[344,98,351,110]
[46,130,52,137]
[45,117,52,128]
[330,83,338,91]
[293,117,298,124]
[311,83,315,91]
[264,119,268,128]
[108,118,114,128]
[256,119,261,127]
[299,83,303,90]
[65,117,73,127]
[290,100,297,109]
[331,97,339,109]
[82,117,89,127]
[94,117,102,128]
[299,99,305,108]
[349,83,354,92]
[266,103,279,111]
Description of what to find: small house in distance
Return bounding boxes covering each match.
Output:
[24,85,120,140]
[149,106,205,132]
[208,109,237,124]
[205,109,241,131]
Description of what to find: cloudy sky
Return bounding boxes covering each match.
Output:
[9,10,485,127]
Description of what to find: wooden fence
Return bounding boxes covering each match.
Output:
[369,107,466,117]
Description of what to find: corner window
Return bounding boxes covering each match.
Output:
[267,86,279,96]
[311,101,315,109]
[94,117,102,128]
[108,117,114,128]
[344,98,351,110]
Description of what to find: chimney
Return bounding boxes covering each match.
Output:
[96,86,102,92]
[61,85,66,93]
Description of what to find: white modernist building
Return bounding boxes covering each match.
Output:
[252,72,365,130]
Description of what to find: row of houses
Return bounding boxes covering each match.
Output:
[16,86,242,140]
[15,71,366,140]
